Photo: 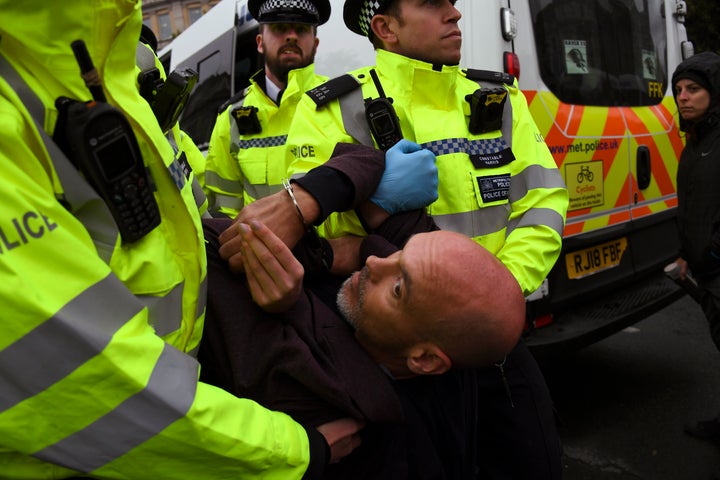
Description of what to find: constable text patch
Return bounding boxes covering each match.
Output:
[469,147,515,169]
[477,174,511,203]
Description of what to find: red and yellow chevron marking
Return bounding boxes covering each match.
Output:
[525,91,684,237]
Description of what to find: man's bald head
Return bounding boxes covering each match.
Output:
[337,230,525,377]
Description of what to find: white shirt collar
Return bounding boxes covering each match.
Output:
[265,75,283,103]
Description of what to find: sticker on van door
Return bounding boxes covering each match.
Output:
[565,160,604,211]
[564,40,588,74]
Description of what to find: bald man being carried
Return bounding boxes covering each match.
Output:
[199,142,525,479]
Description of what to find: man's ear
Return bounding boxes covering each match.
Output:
[406,344,452,375]
[370,14,398,45]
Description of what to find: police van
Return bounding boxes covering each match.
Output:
[159,0,695,356]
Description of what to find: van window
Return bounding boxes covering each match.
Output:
[179,29,259,150]
[529,0,667,106]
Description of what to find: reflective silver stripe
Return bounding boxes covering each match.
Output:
[205,170,244,194]
[196,274,207,321]
[212,193,245,211]
[434,203,564,239]
[244,180,283,200]
[508,207,565,238]
[137,282,184,337]
[499,83,513,145]
[433,204,510,237]
[138,277,206,353]
[339,86,374,146]
[509,164,567,202]
[190,176,209,213]
[0,274,143,413]
[34,343,198,472]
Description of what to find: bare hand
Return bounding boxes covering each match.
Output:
[238,220,304,313]
[219,189,314,273]
[316,418,365,464]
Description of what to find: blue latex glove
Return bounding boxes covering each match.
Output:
[371,139,439,214]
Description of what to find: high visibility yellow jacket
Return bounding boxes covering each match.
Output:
[204,65,327,217]
[287,49,569,295]
[0,1,315,478]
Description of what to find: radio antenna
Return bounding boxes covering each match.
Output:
[70,39,106,103]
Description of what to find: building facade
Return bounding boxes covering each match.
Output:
[142,0,220,50]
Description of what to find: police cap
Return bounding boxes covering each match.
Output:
[248,0,331,26]
[343,0,394,37]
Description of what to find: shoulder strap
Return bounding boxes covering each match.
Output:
[305,74,362,108]
[463,68,515,86]
[218,86,250,114]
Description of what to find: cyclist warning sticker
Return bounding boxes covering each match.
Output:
[565,161,604,211]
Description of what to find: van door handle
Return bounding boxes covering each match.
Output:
[637,145,651,190]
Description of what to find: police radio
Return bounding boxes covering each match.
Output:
[364,69,403,151]
[54,40,161,243]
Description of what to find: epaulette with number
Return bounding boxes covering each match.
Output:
[305,74,362,108]
[217,86,250,114]
[463,68,515,86]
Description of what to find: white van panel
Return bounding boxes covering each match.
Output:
[315,0,375,78]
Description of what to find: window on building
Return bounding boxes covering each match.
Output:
[158,11,173,40]
[187,5,202,25]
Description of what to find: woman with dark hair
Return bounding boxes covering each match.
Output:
[671,51,720,442]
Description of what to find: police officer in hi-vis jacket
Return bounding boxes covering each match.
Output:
[218,0,569,478]
[0,0,363,478]
[204,0,331,217]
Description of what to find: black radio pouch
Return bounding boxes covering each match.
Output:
[54,97,161,243]
[138,67,198,133]
[231,105,262,135]
[466,87,508,134]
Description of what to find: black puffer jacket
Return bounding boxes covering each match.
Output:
[673,52,720,280]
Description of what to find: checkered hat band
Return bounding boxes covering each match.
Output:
[421,137,508,157]
[259,0,318,18]
[358,0,382,36]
